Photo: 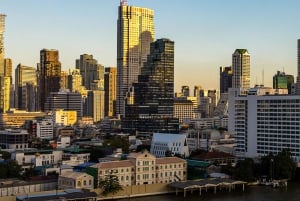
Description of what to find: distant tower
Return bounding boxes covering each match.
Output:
[181,85,190,97]
[116,2,155,116]
[39,49,61,111]
[122,38,179,134]
[273,70,294,94]
[104,67,117,117]
[296,39,300,94]
[232,49,250,89]
[220,66,232,93]
[76,54,104,90]
[15,64,37,111]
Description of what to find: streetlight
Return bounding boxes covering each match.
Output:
[270,159,274,181]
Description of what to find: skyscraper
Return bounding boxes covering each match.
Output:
[220,66,232,93]
[122,38,179,134]
[0,15,10,112]
[104,67,117,117]
[232,49,250,89]
[296,39,300,94]
[116,1,155,116]
[76,54,104,90]
[273,70,294,94]
[39,49,61,111]
[15,64,37,111]
[181,85,190,97]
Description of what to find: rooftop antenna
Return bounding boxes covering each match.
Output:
[121,0,127,5]
[262,68,264,86]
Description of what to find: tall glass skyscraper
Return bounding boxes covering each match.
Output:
[0,14,5,76]
[123,38,179,134]
[232,49,250,89]
[39,49,61,111]
[116,1,155,117]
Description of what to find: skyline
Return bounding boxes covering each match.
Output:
[2,0,300,91]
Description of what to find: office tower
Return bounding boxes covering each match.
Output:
[104,67,117,117]
[181,85,190,97]
[220,66,232,93]
[4,58,13,109]
[174,98,195,123]
[76,54,104,90]
[15,64,37,111]
[86,90,105,122]
[232,49,250,89]
[116,1,155,116]
[297,39,300,94]
[228,87,300,162]
[60,70,68,90]
[0,14,5,75]
[273,71,294,94]
[39,49,61,111]
[4,58,12,78]
[123,38,179,134]
[68,69,83,93]
[0,15,10,113]
[194,85,202,98]
[44,90,82,121]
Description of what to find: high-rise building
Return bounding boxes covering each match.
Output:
[273,70,294,94]
[297,39,300,94]
[60,70,69,90]
[15,64,37,111]
[0,14,5,76]
[76,54,104,90]
[0,15,10,113]
[220,66,232,93]
[228,87,300,162]
[123,38,179,134]
[232,49,250,89]
[86,90,105,122]
[181,85,190,97]
[39,49,61,111]
[116,1,155,116]
[44,90,82,121]
[104,67,117,117]
[68,69,83,93]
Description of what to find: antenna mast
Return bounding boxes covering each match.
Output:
[121,0,127,5]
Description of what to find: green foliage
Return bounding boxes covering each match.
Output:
[0,150,11,160]
[104,136,129,154]
[0,160,22,179]
[234,158,255,182]
[99,173,123,196]
[136,144,151,152]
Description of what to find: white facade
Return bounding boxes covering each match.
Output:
[37,119,53,139]
[57,136,71,149]
[150,133,189,158]
[229,90,300,163]
[12,150,63,167]
[0,129,28,149]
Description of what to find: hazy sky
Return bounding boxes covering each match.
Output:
[1,0,300,92]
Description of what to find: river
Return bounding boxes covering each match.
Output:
[121,182,300,201]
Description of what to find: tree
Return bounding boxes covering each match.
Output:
[234,158,255,182]
[273,149,296,179]
[99,173,123,196]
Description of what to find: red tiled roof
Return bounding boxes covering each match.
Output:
[156,157,186,164]
[191,151,234,160]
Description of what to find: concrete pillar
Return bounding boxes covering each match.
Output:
[199,187,201,195]
[242,184,244,192]
[184,189,186,197]
[214,186,216,194]
[176,188,178,195]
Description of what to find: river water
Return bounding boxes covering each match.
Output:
[121,182,300,201]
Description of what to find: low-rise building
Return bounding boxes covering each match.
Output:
[58,172,94,190]
[150,133,189,158]
[89,151,187,187]
[0,129,29,149]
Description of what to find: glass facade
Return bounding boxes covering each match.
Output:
[122,39,179,134]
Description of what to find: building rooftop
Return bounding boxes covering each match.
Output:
[156,157,186,164]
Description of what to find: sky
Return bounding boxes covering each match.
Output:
[1,0,300,92]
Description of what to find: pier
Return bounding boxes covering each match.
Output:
[168,178,247,197]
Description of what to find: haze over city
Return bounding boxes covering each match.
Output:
[2,0,300,91]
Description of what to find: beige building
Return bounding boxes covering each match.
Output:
[104,67,117,117]
[54,109,77,126]
[116,1,155,116]
[91,151,186,187]
[58,171,94,190]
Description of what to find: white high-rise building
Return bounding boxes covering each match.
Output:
[116,1,155,116]
[296,39,300,94]
[228,87,300,164]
